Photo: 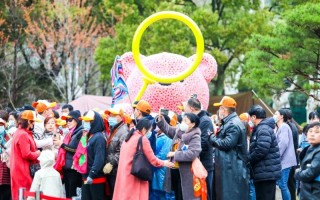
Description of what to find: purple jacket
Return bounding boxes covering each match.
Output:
[275,123,297,169]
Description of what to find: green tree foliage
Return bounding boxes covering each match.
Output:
[95,0,271,95]
[241,2,320,101]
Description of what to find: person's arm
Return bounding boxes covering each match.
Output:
[88,135,106,179]
[209,125,240,151]
[61,132,82,153]
[155,116,177,139]
[199,120,213,152]
[34,137,53,149]
[142,136,164,167]
[174,134,201,162]
[18,134,40,161]
[295,152,320,182]
[277,126,290,158]
[248,129,272,165]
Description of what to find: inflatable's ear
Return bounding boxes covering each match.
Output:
[120,52,146,80]
[189,53,218,83]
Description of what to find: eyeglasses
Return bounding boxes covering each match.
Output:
[66,118,74,122]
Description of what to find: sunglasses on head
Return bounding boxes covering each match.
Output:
[66,118,74,122]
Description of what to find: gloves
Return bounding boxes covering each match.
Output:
[86,177,93,184]
[103,162,113,174]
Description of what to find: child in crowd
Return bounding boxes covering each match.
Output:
[28,150,64,200]
[295,122,320,200]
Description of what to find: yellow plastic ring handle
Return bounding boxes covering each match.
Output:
[132,11,204,84]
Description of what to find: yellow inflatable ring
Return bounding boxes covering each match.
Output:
[132,11,204,84]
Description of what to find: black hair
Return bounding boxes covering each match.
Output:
[187,97,201,111]
[308,122,320,130]
[308,111,320,121]
[226,107,236,114]
[183,113,200,128]
[302,124,310,135]
[18,117,29,129]
[177,114,183,123]
[163,115,171,124]
[53,110,59,119]
[248,105,266,119]
[284,108,293,120]
[141,111,149,117]
[9,111,19,121]
[62,104,74,112]
[278,108,288,122]
[125,118,152,142]
[0,110,9,121]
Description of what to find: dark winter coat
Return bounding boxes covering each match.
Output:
[295,144,320,200]
[248,117,281,182]
[288,121,299,163]
[106,122,129,175]
[157,117,201,200]
[209,112,249,200]
[85,111,106,179]
[197,110,214,171]
[62,124,83,169]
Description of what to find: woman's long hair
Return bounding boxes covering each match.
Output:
[125,118,152,142]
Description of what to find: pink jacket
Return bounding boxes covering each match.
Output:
[113,131,164,200]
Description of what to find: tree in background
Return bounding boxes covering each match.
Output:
[0,0,57,109]
[24,0,107,102]
[95,0,271,95]
[241,2,320,110]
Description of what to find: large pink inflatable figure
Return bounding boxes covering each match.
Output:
[119,52,217,113]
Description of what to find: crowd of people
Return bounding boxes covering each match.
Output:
[0,95,319,200]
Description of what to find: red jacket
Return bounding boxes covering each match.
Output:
[10,128,39,200]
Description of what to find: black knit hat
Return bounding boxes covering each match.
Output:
[66,110,81,125]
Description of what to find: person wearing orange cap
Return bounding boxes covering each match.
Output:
[134,100,157,154]
[210,96,249,200]
[32,102,52,138]
[102,107,129,198]
[9,110,41,200]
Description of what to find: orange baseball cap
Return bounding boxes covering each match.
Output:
[105,107,124,116]
[213,96,237,108]
[20,110,41,122]
[136,100,151,114]
[239,113,250,122]
[32,102,49,113]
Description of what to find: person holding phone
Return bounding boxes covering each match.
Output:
[156,110,202,200]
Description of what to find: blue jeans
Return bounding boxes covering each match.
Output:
[206,171,213,200]
[277,167,291,200]
[249,179,256,200]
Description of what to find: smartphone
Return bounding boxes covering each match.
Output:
[160,108,169,116]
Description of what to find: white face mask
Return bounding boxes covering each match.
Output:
[218,109,225,120]
[248,121,254,127]
[273,115,279,123]
[179,122,189,132]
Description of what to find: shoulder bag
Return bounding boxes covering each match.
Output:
[131,136,152,181]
